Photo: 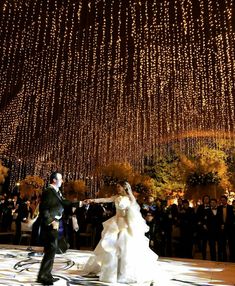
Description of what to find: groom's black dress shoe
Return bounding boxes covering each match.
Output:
[37,276,59,285]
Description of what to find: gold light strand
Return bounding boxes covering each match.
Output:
[61,1,76,174]
[8,1,31,160]
[148,0,159,159]
[107,0,117,162]
[130,2,139,161]
[223,0,234,133]
[136,1,144,170]
[0,0,13,104]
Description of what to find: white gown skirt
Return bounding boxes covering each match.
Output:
[83,213,159,284]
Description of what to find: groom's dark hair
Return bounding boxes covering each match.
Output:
[49,171,60,183]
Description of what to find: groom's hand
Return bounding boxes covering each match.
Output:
[51,220,59,230]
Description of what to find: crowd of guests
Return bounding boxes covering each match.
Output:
[0,190,235,262]
[0,192,38,244]
[142,194,235,262]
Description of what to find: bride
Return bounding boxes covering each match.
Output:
[82,181,160,284]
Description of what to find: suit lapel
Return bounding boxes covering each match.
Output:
[49,186,63,202]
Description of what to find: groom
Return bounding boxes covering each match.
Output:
[37,172,80,285]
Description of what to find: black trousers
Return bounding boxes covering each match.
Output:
[38,225,58,279]
[218,230,233,262]
[200,231,209,260]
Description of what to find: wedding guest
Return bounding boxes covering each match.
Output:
[179,199,195,258]
[207,198,219,261]
[232,199,235,261]
[141,195,158,217]
[14,194,28,244]
[232,199,235,215]
[196,195,211,259]
[169,204,181,257]
[144,211,157,251]
[217,195,234,262]
[177,197,184,213]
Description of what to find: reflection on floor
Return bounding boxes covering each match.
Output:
[0,244,234,286]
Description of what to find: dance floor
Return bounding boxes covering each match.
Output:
[0,244,234,286]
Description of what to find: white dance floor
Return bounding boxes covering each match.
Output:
[0,245,234,286]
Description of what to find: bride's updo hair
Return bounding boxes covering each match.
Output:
[116,180,126,186]
[116,180,128,189]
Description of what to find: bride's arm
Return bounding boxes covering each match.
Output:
[87,197,115,204]
[125,183,136,203]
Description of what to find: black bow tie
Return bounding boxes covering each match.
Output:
[212,208,217,210]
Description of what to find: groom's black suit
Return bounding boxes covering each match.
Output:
[37,185,74,283]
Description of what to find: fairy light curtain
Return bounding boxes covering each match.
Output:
[0,0,234,179]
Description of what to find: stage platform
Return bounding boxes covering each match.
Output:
[0,244,234,286]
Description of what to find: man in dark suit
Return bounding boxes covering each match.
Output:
[14,197,33,244]
[37,172,77,285]
[217,195,234,262]
[208,198,220,261]
[179,199,196,258]
[196,195,211,260]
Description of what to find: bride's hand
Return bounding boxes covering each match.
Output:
[124,182,132,192]
[124,182,135,202]
[83,199,93,204]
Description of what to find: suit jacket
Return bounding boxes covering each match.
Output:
[17,202,33,221]
[196,204,212,234]
[217,204,234,234]
[179,207,196,236]
[39,186,71,226]
[207,208,220,237]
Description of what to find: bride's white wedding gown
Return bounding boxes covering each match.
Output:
[83,194,160,284]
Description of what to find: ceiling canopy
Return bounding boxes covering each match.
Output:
[0,0,234,179]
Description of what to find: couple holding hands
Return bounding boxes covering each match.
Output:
[37,172,161,285]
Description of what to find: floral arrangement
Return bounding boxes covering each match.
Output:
[22,175,44,189]
[98,162,157,199]
[186,171,221,187]
[130,173,157,199]
[0,161,9,184]
[179,146,230,190]
[100,162,133,186]
[64,179,87,200]
[97,162,133,197]
[20,175,44,197]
